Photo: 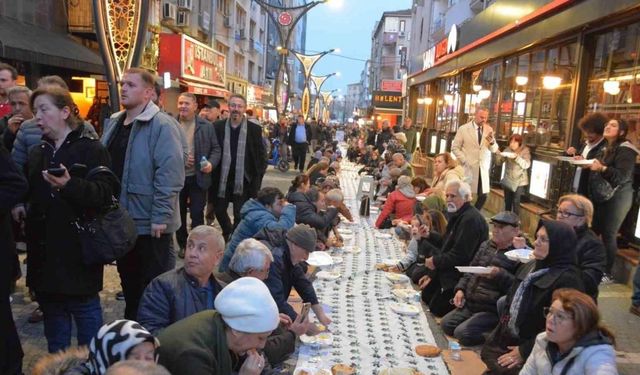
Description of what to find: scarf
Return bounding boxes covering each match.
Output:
[507,268,550,336]
[87,320,159,375]
[218,117,248,197]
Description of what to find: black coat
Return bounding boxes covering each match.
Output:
[574,225,606,300]
[433,203,489,291]
[287,123,311,145]
[287,191,338,231]
[24,124,116,296]
[569,140,606,196]
[375,129,393,153]
[211,119,266,199]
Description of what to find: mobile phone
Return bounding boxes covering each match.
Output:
[47,167,66,177]
[416,214,425,226]
[299,302,311,323]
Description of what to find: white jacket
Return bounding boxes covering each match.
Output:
[519,332,618,375]
[451,121,499,195]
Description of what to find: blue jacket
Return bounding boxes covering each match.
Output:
[256,228,318,319]
[102,102,185,234]
[137,267,221,335]
[219,199,296,271]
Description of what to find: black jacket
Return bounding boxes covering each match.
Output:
[574,225,606,300]
[375,129,393,153]
[177,115,221,190]
[211,119,266,199]
[287,123,311,145]
[599,141,638,189]
[287,191,338,231]
[455,240,520,313]
[24,124,116,296]
[256,228,319,319]
[433,203,489,290]
[568,140,606,195]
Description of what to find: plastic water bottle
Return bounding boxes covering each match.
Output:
[450,341,462,361]
[199,156,208,170]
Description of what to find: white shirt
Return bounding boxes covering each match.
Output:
[572,138,604,191]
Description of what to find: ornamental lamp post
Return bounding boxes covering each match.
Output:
[310,72,337,120]
[291,49,335,120]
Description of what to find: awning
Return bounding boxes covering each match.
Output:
[179,78,230,99]
[0,16,104,73]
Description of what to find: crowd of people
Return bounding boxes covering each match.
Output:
[0,59,631,375]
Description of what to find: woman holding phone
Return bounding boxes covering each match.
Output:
[395,210,446,284]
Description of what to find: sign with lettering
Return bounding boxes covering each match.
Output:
[381,80,402,92]
[435,37,448,62]
[423,47,436,70]
[372,90,402,109]
[158,33,226,88]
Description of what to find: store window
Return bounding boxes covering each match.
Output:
[434,75,462,133]
[468,61,502,128]
[585,21,640,139]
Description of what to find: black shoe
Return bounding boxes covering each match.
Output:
[116,291,125,301]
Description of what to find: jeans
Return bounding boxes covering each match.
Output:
[214,192,248,239]
[504,186,525,215]
[39,294,102,353]
[177,176,207,249]
[117,234,173,320]
[292,142,308,172]
[440,306,499,346]
[632,264,640,306]
[592,184,634,273]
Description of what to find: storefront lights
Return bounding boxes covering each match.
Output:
[542,75,562,89]
[515,76,528,86]
[424,97,433,105]
[444,94,454,104]
[514,90,527,102]
[417,98,425,105]
[603,80,620,95]
[472,84,482,92]
[478,89,491,100]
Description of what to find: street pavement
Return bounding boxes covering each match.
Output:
[11,165,640,374]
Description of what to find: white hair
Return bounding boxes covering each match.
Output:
[228,239,274,274]
[445,180,472,202]
[325,188,343,203]
[392,152,405,161]
[188,225,225,253]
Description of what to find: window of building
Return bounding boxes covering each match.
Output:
[400,20,406,33]
[434,74,463,133]
[236,5,246,31]
[215,42,229,57]
[218,0,230,15]
[250,20,256,40]
[248,61,255,83]
[234,52,244,77]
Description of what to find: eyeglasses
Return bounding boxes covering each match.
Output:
[543,307,573,324]
[556,209,584,219]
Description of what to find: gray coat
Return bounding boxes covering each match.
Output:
[181,116,221,190]
[102,102,185,235]
[497,145,531,188]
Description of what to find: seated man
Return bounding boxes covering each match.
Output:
[158,277,279,375]
[421,180,489,317]
[256,224,332,327]
[216,238,311,365]
[137,226,224,335]
[288,187,338,240]
[440,211,521,346]
[219,187,296,272]
[392,152,414,177]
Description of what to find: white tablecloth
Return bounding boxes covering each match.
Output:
[293,165,449,375]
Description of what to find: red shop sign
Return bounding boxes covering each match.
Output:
[435,37,449,62]
[159,33,226,88]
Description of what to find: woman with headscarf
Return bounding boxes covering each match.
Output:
[480,219,585,374]
[375,175,417,229]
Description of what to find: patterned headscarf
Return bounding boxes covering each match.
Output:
[87,320,159,375]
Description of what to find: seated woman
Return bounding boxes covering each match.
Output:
[287,174,310,199]
[520,288,617,375]
[375,176,417,229]
[306,161,330,186]
[480,220,585,374]
[395,210,446,284]
[426,152,464,197]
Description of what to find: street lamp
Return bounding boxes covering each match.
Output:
[310,72,337,119]
[291,49,335,119]
[253,0,330,115]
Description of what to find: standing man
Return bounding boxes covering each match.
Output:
[401,117,417,162]
[309,118,320,153]
[211,94,267,241]
[102,67,185,320]
[564,113,607,195]
[375,120,393,154]
[288,115,310,173]
[199,99,221,123]
[0,63,17,120]
[175,93,221,257]
[2,86,33,152]
[451,108,498,210]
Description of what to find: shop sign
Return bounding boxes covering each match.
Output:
[372,90,402,109]
[247,84,264,104]
[428,24,459,67]
[381,80,402,92]
[435,38,448,62]
[423,47,436,70]
[158,33,226,88]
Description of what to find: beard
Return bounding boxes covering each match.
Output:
[446,202,458,213]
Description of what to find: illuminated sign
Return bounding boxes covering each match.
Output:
[372,90,402,109]
[381,80,403,92]
[422,47,436,70]
[435,38,448,61]
[158,33,226,88]
[447,24,458,54]
[529,160,551,199]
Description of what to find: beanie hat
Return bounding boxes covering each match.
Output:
[214,277,279,333]
[397,175,416,198]
[286,224,317,253]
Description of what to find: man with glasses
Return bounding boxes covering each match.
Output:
[137,226,225,335]
[210,94,267,241]
[440,211,522,346]
[556,194,605,300]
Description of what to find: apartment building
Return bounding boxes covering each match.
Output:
[369,9,412,92]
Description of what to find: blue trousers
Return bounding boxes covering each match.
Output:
[39,294,102,353]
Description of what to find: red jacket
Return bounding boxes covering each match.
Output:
[375,190,417,228]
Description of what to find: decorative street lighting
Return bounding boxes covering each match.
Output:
[310,72,337,119]
[291,49,335,119]
[253,0,330,115]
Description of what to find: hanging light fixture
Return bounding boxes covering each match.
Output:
[417,98,425,105]
[603,80,620,95]
[514,90,527,102]
[515,76,528,86]
[542,75,562,90]
[472,84,482,92]
[478,89,491,100]
[424,97,434,105]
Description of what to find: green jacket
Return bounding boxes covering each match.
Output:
[403,126,418,153]
[158,311,233,375]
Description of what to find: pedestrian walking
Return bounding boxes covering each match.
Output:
[288,114,311,173]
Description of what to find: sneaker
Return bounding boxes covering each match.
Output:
[600,274,615,285]
[28,307,43,323]
[116,291,125,301]
[630,304,640,317]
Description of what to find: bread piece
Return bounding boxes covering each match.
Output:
[331,364,355,375]
[415,344,442,357]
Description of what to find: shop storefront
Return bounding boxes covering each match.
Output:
[408,0,640,244]
[372,90,403,128]
[158,33,229,113]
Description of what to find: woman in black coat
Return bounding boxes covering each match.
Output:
[589,118,639,275]
[22,87,116,353]
[480,219,584,374]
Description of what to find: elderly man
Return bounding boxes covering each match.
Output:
[256,224,332,326]
[219,187,296,272]
[392,152,414,177]
[421,180,489,317]
[158,277,279,375]
[216,238,310,365]
[137,226,225,334]
[440,211,521,346]
[375,120,393,154]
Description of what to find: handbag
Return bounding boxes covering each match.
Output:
[75,166,138,266]
[500,178,520,193]
[588,171,618,203]
[359,195,370,216]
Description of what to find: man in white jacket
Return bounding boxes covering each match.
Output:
[451,108,499,210]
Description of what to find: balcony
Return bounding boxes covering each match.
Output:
[380,56,396,68]
[382,32,398,46]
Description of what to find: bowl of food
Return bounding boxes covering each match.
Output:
[389,302,421,316]
[385,273,410,283]
[317,271,341,281]
[505,248,535,263]
[307,252,334,267]
[300,332,333,346]
[331,364,355,375]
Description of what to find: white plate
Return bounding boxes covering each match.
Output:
[389,303,421,316]
[416,195,427,202]
[375,232,393,239]
[343,246,362,254]
[500,151,517,158]
[505,248,535,263]
[569,159,595,165]
[555,156,575,162]
[331,256,344,264]
[316,271,341,280]
[337,228,353,235]
[306,252,334,267]
[385,273,410,283]
[392,289,420,301]
[299,332,334,346]
[382,258,400,266]
[455,266,492,274]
